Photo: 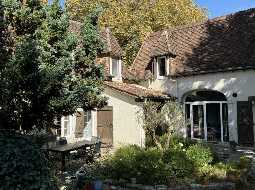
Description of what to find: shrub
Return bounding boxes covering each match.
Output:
[105,145,167,185]
[196,164,227,184]
[0,135,57,190]
[168,135,195,150]
[110,145,142,180]
[134,148,165,184]
[186,144,213,167]
[239,156,252,169]
[163,148,194,178]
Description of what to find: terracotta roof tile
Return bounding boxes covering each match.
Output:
[69,21,122,57]
[104,81,173,99]
[130,8,255,78]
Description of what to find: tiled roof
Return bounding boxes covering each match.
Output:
[104,81,173,99]
[130,8,255,79]
[69,21,122,57]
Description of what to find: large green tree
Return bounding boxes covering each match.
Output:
[67,0,207,65]
[0,0,106,131]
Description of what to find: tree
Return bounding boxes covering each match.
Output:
[67,0,207,65]
[0,0,106,131]
[140,101,185,150]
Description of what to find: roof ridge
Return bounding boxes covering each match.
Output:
[144,7,255,40]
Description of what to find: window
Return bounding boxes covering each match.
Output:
[63,116,70,136]
[156,56,169,79]
[75,110,92,138]
[53,116,61,136]
[84,111,92,138]
[111,58,121,80]
[84,111,91,128]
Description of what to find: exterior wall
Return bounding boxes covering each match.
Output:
[146,70,255,143]
[104,88,145,148]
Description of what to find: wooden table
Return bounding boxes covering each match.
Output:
[45,140,94,171]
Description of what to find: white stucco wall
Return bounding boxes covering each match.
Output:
[146,70,255,143]
[104,88,145,148]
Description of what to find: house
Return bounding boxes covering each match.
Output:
[129,8,255,146]
[56,21,171,147]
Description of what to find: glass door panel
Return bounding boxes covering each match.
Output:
[192,105,204,139]
[206,103,221,141]
[223,103,229,142]
[185,104,191,138]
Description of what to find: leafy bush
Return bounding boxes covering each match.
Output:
[239,156,252,169]
[196,164,227,184]
[102,144,196,185]
[186,144,213,167]
[0,135,57,190]
[134,148,165,184]
[110,145,142,180]
[108,145,167,184]
[163,148,194,178]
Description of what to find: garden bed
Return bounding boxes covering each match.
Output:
[74,137,252,190]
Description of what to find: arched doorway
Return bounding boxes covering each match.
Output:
[183,90,229,142]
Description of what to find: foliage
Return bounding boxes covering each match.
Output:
[163,148,194,179]
[140,101,185,150]
[79,142,252,186]
[104,145,167,185]
[0,135,57,189]
[239,156,252,169]
[67,0,207,66]
[186,144,213,167]
[195,164,227,184]
[92,144,194,185]
[0,0,106,131]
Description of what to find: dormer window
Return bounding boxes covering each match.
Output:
[110,58,122,81]
[155,56,169,79]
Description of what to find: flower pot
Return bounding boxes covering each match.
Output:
[94,180,103,190]
[83,183,93,190]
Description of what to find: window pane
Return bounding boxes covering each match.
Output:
[84,111,92,138]
[64,116,70,136]
[223,103,229,142]
[158,58,166,76]
[193,105,204,139]
[54,116,61,136]
[185,104,191,138]
[112,59,118,77]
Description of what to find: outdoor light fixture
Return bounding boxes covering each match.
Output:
[232,93,237,98]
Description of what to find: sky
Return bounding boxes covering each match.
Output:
[196,0,255,18]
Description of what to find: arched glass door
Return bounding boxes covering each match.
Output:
[184,90,229,142]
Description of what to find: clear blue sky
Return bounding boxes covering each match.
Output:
[59,0,255,19]
[196,0,255,18]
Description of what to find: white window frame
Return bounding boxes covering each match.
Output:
[110,57,122,81]
[155,56,169,80]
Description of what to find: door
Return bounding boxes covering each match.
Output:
[237,101,254,145]
[97,106,113,146]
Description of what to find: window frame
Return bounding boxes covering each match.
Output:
[155,56,169,79]
[110,57,122,80]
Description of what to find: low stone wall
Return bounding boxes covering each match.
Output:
[77,181,236,190]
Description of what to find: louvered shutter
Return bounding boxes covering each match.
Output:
[75,111,85,138]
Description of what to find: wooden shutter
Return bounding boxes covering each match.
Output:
[237,101,254,145]
[75,111,85,138]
